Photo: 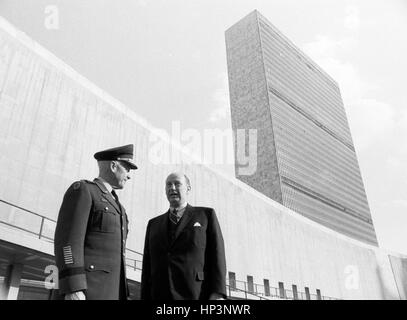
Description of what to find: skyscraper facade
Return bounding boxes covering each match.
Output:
[225,11,378,245]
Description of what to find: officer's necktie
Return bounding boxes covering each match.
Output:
[111,189,121,212]
[169,209,179,225]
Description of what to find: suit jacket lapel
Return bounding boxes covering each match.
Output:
[172,204,194,245]
[94,179,121,214]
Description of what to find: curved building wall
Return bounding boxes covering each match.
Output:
[0,17,406,300]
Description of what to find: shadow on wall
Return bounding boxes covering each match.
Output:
[387,255,407,300]
[401,260,407,300]
[375,255,407,300]
[401,260,407,299]
[375,266,396,299]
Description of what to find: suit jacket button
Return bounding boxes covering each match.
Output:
[105,207,109,211]
[89,265,94,270]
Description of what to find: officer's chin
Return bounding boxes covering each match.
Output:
[116,182,125,189]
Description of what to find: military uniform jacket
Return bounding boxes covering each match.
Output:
[53,178,129,300]
[141,204,227,300]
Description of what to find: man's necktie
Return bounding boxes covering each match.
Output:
[111,190,121,212]
[169,209,179,225]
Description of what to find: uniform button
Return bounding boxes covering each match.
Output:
[105,207,108,211]
[89,265,94,270]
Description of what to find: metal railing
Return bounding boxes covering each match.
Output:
[227,279,281,300]
[0,199,56,241]
[227,278,340,300]
[125,248,143,271]
[226,283,270,300]
[0,198,144,271]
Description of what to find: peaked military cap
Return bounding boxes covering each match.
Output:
[94,144,138,169]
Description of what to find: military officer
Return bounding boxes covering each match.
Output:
[52,144,137,300]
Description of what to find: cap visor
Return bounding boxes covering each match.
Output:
[122,160,138,170]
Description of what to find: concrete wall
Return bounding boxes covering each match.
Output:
[0,16,406,299]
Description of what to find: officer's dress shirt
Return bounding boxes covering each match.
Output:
[97,177,114,196]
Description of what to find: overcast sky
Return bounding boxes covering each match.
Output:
[1,0,406,254]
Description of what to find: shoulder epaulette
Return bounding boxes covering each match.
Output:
[81,179,95,184]
[70,179,94,191]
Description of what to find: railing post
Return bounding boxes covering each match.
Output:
[244,282,247,299]
[39,218,45,239]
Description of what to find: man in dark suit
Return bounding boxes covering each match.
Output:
[52,144,137,300]
[141,172,227,300]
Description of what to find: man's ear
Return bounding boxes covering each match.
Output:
[187,185,191,192]
[110,161,117,172]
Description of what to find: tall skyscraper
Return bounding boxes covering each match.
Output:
[225,10,378,245]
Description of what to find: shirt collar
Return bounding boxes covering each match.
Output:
[96,177,113,194]
[170,202,188,217]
